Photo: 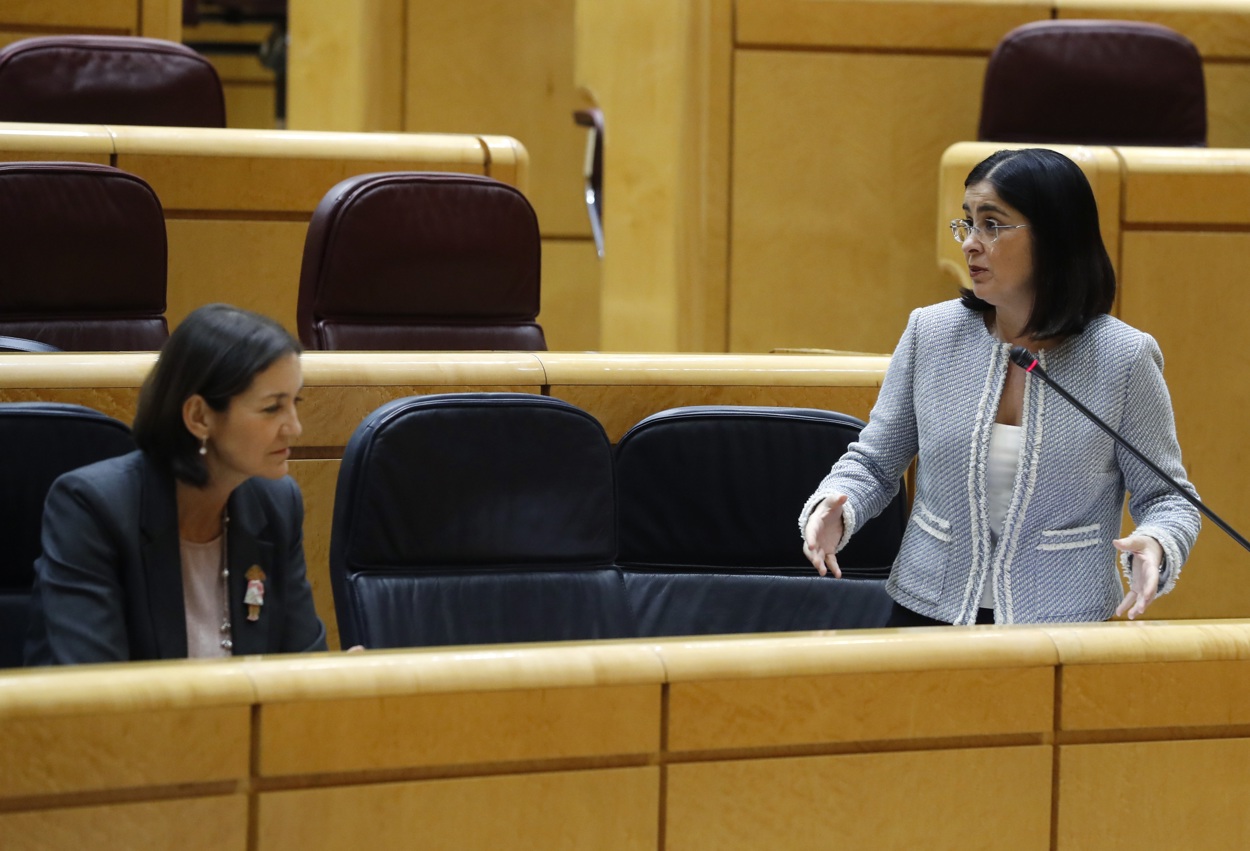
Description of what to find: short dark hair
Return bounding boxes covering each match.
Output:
[959,148,1115,339]
[134,304,302,486]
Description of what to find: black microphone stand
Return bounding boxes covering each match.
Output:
[1009,346,1250,554]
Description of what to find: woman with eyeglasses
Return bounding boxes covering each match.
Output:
[800,148,1200,626]
[26,304,328,664]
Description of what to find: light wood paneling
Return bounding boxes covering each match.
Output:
[669,666,1053,751]
[0,0,180,39]
[1117,229,1250,619]
[0,705,249,797]
[575,0,733,352]
[1062,660,1250,731]
[286,459,341,650]
[257,684,660,776]
[165,219,307,335]
[1057,738,1250,850]
[256,766,659,851]
[730,49,984,354]
[0,796,247,851]
[736,0,1050,48]
[539,238,601,352]
[287,0,404,132]
[667,746,1054,851]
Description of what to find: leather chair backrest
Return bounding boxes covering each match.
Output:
[0,162,169,351]
[331,393,628,648]
[614,406,904,635]
[0,403,135,668]
[978,20,1206,147]
[0,35,226,128]
[298,172,546,351]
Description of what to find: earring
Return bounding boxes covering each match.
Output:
[199,436,208,456]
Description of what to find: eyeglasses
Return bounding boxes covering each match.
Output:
[950,220,1029,244]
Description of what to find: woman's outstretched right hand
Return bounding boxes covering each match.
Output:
[803,493,849,578]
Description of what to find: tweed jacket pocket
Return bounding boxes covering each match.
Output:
[911,500,952,543]
[1036,523,1101,552]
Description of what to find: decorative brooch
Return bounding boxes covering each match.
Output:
[244,565,266,622]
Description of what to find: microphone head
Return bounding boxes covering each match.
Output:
[1008,346,1037,369]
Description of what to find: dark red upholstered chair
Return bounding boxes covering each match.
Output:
[0,36,225,127]
[979,20,1206,147]
[297,172,547,351]
[0,162,169,351]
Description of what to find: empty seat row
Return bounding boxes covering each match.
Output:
[0,163,545,352]
[0,396,906,665]
[332,394,906,650]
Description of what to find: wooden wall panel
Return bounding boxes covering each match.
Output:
[257,684,660,776]
[667,746,1053,851]
[256,767,659,851]
[0,796,247,851]
[1057,738,1250,850]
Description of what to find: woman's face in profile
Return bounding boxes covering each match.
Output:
[960,180,1035,317]
[203,353,304,485]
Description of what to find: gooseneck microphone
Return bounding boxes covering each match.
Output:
[1009,346,1250,554]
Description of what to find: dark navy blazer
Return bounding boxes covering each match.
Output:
[25,450,327,664]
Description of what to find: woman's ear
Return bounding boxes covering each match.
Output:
[182,394,212,441]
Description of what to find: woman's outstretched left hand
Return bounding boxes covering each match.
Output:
[1112,535,1164,620]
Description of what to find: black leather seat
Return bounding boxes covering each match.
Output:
[614,406,905,636]
[330,393,630,649]
[0,403,135,667]
[979,20,1206,147]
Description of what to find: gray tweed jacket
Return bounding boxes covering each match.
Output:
[800,300,1201,625]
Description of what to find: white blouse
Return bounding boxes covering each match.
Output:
[979,423,1023,610]
[180,536,230,659]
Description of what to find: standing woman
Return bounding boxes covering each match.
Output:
[801,148,1201,626]
[26,304,327,664]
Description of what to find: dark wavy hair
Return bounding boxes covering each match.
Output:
[133,304,302,486]
[959,148,1116,339]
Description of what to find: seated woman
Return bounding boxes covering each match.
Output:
[26,303,327,664]
[800,148,1201,626]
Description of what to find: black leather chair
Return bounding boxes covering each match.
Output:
[614,406,905,636]
[297,172,546,351]
[0,403,135,667]
[0,35,226,127]
[0,336,60,353]
[979,20,1206,147]
[330,393,631,649]
[0,162,169,351]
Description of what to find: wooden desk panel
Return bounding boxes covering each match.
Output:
[0,0,180,42]
[256,767,660,851]
[3,624,1250,848]
[667,746,1054,851]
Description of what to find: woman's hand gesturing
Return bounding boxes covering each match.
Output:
[803,494,849,578]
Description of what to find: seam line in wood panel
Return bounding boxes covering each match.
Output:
[0,24,130,36]
[1120,222,1250,234]
[248,703,262,851]
[1050,666,1062,851]
[1056,724,1250,745]
[733,42,991,59]
[0,780,240,815]
[724,1,738,353]
[253,753,654,792]
[658,682,669,850]
[664,732,1048,764]
[289,447,347,461]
